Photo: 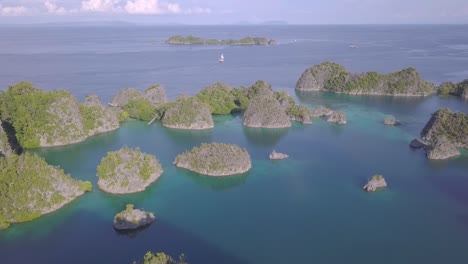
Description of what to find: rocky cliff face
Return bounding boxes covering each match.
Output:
[39,96,87,147]
[97,147,163,194]
[109,88,142,107]
[81,94,120,137]
[174,143,252,176]
[420,108,467,159]
[162,97,214,129]
[363,175,387,192]
[144,85,167,105]
[296,62,434,96]
[243,95,292,128]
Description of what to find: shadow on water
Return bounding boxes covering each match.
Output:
[160,126,214,145]
[0,210,248,264]
[182,169,250,191]
[242,126,289,147]
[0,120,22,155]
[114,224,152,239]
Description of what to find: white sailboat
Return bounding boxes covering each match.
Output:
[219,53,224,63]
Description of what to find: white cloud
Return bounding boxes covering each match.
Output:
[166,3,181,14]
[124,0,163,14]
[44,1,68,14]
[185,7,211,14]
[0,5,28,16]
[81,0,120,12]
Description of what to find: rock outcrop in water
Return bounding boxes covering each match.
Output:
[409,138,429,149]
[296,62,434,96]
[269,150,289,160]
[419,108,467,159]
[162,97,214,129]
[0,153,92,230]
[165,35,276,45]
[437,79,468,99]
[136,252,188,264]
[384,117,400,126]
[0,82,120,148]
[97,147,163,194]
[113,204,155,230]
[363,175,387,192]
[326,111,347,124]
[174,143,252,176]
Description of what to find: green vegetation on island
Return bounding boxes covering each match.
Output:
[437,79,468,99]
[174,143,252,176]
[97,147,163,194]
[161,96,214,129]
[421,108,468,148]
[296,62,435,96]
[165,35,276,45]
[134,252,187,264]
[0,152,92,230]
[0,82,119,148]
[195,82,238,115]
[109,85,167,121]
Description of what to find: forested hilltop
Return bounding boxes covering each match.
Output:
[296,62,435,96]
[0,82,119,148]
[165,35,276,45]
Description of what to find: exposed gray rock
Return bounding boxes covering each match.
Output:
[109,88,142,107]
[409,138,429,149]
[269,150,289,160]
[83,94,120,137]
[363,175,387,192]
[421,109,468,149]
[326,111,347,124]
[144,85,167,105]
[243,95,291,128]
[310,106,334,117]
[39,96,87,147]
[427,136,461,160]
[113,205,155,230]
[384,118,400,126]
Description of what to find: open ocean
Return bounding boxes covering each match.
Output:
[0,25,467,264]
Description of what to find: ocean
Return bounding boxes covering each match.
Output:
[0,25,467,264]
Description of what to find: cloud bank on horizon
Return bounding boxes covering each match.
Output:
[0,0,467,24]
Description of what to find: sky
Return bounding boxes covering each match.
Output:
[0,0,467,24]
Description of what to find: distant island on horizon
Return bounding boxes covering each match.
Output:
[164,35,277,45]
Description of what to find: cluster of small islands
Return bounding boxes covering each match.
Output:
[0,61,467,263]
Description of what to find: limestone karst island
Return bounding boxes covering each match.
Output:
[1,14,468,264]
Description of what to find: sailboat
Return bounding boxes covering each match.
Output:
[219,53,224,63]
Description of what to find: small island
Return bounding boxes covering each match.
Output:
[363,175,387,192]
[384,117,400,126]
[308,106,347,124]
[419,108,467,160]
[138,251,187,264]
[173,143,251,176]
[165,35,276,45]
[97,147,163,194]
[113,204,155,230]
[296,62,435,96]
[269,150,289,160]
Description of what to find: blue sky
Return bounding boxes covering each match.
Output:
[0,0,467,24]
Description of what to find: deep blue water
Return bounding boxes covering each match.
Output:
[0,25,467,264]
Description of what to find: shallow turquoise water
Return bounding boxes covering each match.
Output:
[1,92,467,264]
